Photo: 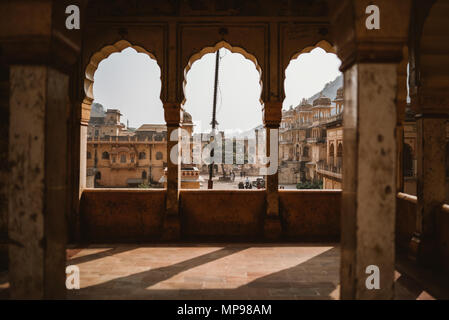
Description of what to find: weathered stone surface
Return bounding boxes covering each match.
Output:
[280,190,341,241]
[8,66,68,299]
[0,65,9,271]
[80,189,165,242]
[341,64,398,300]
[9,66,47,299]
[410,117,447,264]
[77,189,344,242]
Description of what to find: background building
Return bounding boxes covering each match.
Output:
[279,86,343,189]
[87,107,195,188]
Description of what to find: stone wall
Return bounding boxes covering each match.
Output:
[280,190,341,241]
[79,189,343,242]
[396,192,449,271]
[396,193,417,253]
[79,189,166,242]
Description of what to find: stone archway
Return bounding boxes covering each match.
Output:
[83,39,161,118]
[182,40,263,107]
[282,40,337,104]
[79,39,163,191]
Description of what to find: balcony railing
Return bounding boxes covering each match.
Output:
[316,162,342,178]
[87,136,166,143]
[306,137,326,144]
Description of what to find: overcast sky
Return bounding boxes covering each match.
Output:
[93,47,341,133]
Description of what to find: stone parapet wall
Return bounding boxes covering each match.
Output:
[79,189,343,242]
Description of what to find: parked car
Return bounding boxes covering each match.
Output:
[252,178,265,188]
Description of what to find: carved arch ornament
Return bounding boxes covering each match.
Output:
[283,40,337,99]
[82,40,161,122]
[182,40,263,106]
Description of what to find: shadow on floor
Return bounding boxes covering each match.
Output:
[69,245,339,300]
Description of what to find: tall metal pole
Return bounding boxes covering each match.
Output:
[208,49,220,189]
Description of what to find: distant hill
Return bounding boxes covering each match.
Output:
[306,74,343,104]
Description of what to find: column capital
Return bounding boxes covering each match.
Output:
[328,0,411,72]
[81,98,92,126]
[0,1,85,74]
[163,102,181,126]
[263,101,282,128]
[414,91,449,116]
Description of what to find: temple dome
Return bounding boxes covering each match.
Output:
[182,110,193,124]
[313,93,331,107]
[297,98,312,111]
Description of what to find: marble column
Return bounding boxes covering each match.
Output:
[409,114,447,264]
[163,102,181,240]
[8,66,68,299]
[341,64,398,299]
[263,101,282,240]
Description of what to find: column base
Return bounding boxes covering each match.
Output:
[408,232,437,266]
[162,214,180,241]
[264,215,282,240]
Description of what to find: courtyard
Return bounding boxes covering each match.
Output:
[26,243,440,300]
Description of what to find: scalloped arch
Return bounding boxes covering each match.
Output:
[289,40,336,61]
[182,40,263,106]
[283,40,338,104]
[83,39,160,105]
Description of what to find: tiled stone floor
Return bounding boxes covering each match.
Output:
[67,243,341,300]
[0,243,440,299]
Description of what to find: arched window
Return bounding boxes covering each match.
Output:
[303,146,309,157]
[139,152,146,160]
[142,171,147,179]
[403,143,413,177]
[337,143,343,167]
[337,143,343,157]
[102,151,109,160]
[156,152,163,160]
[329,143,335,166]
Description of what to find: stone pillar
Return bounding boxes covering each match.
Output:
[8,66,69,299]
[396,48,408,192]
[0,64,9,271]
[340,64,398,300]
[409,114,447,264]
[328,0,411,300]
[263,101,282,240]
[79,101,91,194]
[163,102,181,240]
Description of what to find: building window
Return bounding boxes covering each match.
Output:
[87,151,91,159]
[156,152,163,160]
[303,147,309,157]
[142,171,147,179]
[120,154,126,163]
[139,152,146,160]
[112,156,116,163]
[131,154,135,163]
[102,151,109,160]
[95,130,99,136]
